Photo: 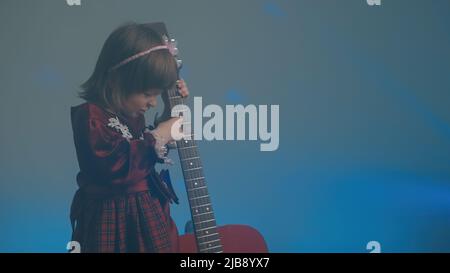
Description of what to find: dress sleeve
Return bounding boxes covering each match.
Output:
[87,118,159,185]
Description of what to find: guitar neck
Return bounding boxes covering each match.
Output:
[167,88,223,253]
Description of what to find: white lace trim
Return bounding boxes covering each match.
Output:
[107,116,170,164]
[146,128,173,165]
[107,116,133,140]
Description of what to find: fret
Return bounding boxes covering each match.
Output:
[195,219,215,225]
[178,145,197,150]
[187,185,208,194]
[173,134,197,142]
[185,166,203,172]
[191,203,211,209]
[179,152,200,163]
[169,102,183,108]
[192,211,215,222]
[186,177,205,182]
[191,205,213,215]
[178,145,199,158]
[188,188,209,198]
[195,229,219,245]
[194,218,216,227]
[188,185,207,191]
[181,160,203,171]
[199,239,221,245]
[168,95,182,101]
[194,221,216,231]
[189,196,211,208]
[177,144,196,151]
[195,225,216,232]
[181,156,200,161]
[197,232,219,239]
[193,211,214,217]
[193,216,216,228]
[181,158,202,171]
[178,139,196,147]
[199,244,222,252]
[179,138,194,143]
[186,177,205,188]
[189,191,209,201]
[186,180,205,189]
[184,172,205,183]
[189,195,210,201]
[183,169,205,182]
[169,100,183,105]
[185,176,205,185]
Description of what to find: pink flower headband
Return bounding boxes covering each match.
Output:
[110,38,178,71]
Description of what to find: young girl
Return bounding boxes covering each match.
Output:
[70,22,189,253]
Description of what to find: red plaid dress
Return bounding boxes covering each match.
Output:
[70,102,179,253]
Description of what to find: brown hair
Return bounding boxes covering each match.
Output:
[79,22,178,114]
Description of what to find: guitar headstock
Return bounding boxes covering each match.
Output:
[144,22,182,70]
[144,22,185,118]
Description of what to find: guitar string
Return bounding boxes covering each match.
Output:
[168,87,221,248]
[168,88,219,248]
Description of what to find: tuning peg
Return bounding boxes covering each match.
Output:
[176,59,183,69]
[170,39,179,56]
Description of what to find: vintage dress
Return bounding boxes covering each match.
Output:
[70,102,179,253]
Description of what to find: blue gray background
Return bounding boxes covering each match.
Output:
[1,0,450,252]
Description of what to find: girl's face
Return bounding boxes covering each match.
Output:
[122,88,161,117]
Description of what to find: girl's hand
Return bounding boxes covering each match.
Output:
[157,79,190,127]
[152,116,183,144]
[161,79,189,106]
[149,116,184,164]
[176,79,189,98]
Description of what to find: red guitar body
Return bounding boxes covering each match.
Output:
[178,224,268,253]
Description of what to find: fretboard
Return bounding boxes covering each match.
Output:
[167,88,223,253]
